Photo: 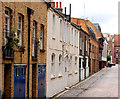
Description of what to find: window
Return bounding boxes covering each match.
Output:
[80,38,82,49]
[32,21,36,57]
[86,40,87,51]
[60,20,62,41]
[52,14,55,38]
[64,22,66,42]
[40,24,44,50]
[18,14,23,46]
[76,31,78,46]
[82,41,84,55]
[70,56,72,73]
[5,8,10,45]
[75,57,77,72]
[66,23,67,42]
[59,55,62,76]
[51,53,55,77]
[71,28,73,45]
[75,30,76,46]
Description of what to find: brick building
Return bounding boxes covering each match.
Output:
[0,2,48,98]
[85,20,104,70]
[113,34,120,64]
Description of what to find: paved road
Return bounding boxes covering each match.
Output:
[57,64,118,98]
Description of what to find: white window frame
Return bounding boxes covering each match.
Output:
[32,21,36,57]
[51,53,55,78]
[75,30,76,46]
[71,28,73,45]
[60,20,62,41]
[64,22,66,42]
[66,23,67,43]
[82,41,84,55]
[70,56,72,73]
[59,54,62,76]
[86,40,87,51]
[5,8,10,45]
[75,57,77,73]
[52,14,55,39]
[40,24,44,50]
[18,14,22,46]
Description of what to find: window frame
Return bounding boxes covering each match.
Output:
[51,53,55,78]
[4,8,10,45]
[40,24,44,50]
[18,14,23,46]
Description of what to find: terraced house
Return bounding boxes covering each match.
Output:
[71,18,90,80]
[47,4,80,97]
[0,1,48,98]
[85,20,104,70]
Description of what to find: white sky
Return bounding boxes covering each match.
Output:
[54,0,119,35]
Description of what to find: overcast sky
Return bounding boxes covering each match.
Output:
[54,0,119,35]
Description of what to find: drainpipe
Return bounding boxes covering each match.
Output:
[27,7,34,98]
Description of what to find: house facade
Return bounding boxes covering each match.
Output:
[71,18,90,80]
[85,20,104,70]
[47,7,79,97]
[0,2,48,98]
[101,39,108,68]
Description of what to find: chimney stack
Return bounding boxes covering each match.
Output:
[65,7,66,17]
[69,4,71,22]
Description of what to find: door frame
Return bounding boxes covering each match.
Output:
[14,64,27,98]
[38,64,46,97]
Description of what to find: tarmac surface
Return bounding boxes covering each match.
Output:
[55,64,118,98]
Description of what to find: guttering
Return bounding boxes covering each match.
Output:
[27,7,34,98]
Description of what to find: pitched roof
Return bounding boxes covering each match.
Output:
[71,18,89,35]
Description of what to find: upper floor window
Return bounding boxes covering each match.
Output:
[5,8,10,45]
[66,23,68,43]
[86,40,87,51]
[32,21,37,57]
[64,22,66,42]
[60,20,62,41]
[18,14,23,46]
[75,30,76,46]
[40,24,44,50]
[71,28,73,45]
[51,53,55,77]
[82,41,84,55]
[52,14,55,38]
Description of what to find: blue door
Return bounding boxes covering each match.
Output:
[38,64,46,97]
[14,65,26,98]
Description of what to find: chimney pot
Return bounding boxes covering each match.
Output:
[56,2,58,8]
[60,2,62,8]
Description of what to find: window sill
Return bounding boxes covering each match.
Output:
[32,56,37,61]
[58,74,62,78]
[51,75,56,80]
[52,37,55,40]
[68,73,72,76]
[75,71,78,74]
[40,49,45,52]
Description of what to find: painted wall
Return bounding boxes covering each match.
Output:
[46,8,79,97]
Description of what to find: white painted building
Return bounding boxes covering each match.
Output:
[46,7,79,97]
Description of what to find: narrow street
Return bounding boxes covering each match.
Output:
[56,65,118,98]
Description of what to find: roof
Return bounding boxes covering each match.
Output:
[71,18,89,35]
[85,20,103,40]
